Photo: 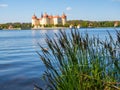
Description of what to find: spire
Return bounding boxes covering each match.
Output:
[33,13,36,17]
[41,12,43,18]
[32,13,37,19]
[62,12,66,16]
[43,12,48,17]
[62,12,66,18]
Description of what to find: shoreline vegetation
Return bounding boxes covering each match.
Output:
[0,20,120,30]
[36,29,120,90]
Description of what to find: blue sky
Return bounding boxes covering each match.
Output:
[0,0,120,23]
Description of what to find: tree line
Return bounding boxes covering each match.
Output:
[0,20,120,29]
[0,22,31,29]
[67,20,120,27]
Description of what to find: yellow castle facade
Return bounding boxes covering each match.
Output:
[32,12,67,28]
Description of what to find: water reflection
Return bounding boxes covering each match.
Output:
[53,29,59,33]
[32,30,47,48]
[0,28,119,90]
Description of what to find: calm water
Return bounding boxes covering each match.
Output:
[0,28,119,90]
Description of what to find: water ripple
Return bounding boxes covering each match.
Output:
[0,29,118,90]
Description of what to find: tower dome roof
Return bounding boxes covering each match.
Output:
[48,15,53,18]
[43,12,48,18]
[32,14,37,19]
[53,15,60,18]
[61,13,66,18]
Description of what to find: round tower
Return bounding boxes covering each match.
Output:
[32,14,39,28]
[49,15,53,24]
[61,13,67,25]
[42,12,49,25]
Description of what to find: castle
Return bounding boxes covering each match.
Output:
[32,12,67,28]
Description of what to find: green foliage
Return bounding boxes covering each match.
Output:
[54,24,64,27]
[0,22,31,29]
[44,24,54,27]
[67,20,120,27]
[64,24,69,27]
[37,29,120,90]
[0,20,120,29]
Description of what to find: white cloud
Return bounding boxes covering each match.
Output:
[0,4,8,8]
[66,7,72,11]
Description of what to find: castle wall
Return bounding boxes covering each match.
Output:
[49,18,54,25]
[62,18,66,25]
[32,19,40,28]
[53,18,62,25]
[42,18,49,25]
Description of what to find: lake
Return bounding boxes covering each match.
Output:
[0,28,119,90]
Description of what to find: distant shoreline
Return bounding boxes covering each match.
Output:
[1,27,120,30]
[31,27,68,30]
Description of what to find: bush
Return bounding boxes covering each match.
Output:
[36,29,120,90]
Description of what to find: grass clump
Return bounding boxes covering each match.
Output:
[37,29,120,90]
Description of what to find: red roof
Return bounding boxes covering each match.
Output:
[39,18,42,21]
[61,13,66,18]
[32,14,37,19]
[32,13,67,19]
[53,15,60,18]
[48,15,53,18]
[43,13,48,18]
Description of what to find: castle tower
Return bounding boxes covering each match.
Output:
[41,13,43,18]
[61,13,67,25]
[41,12,49,25]
[49,14,54,24]
[32,14,39,28]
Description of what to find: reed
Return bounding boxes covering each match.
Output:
[37,29,120,90]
